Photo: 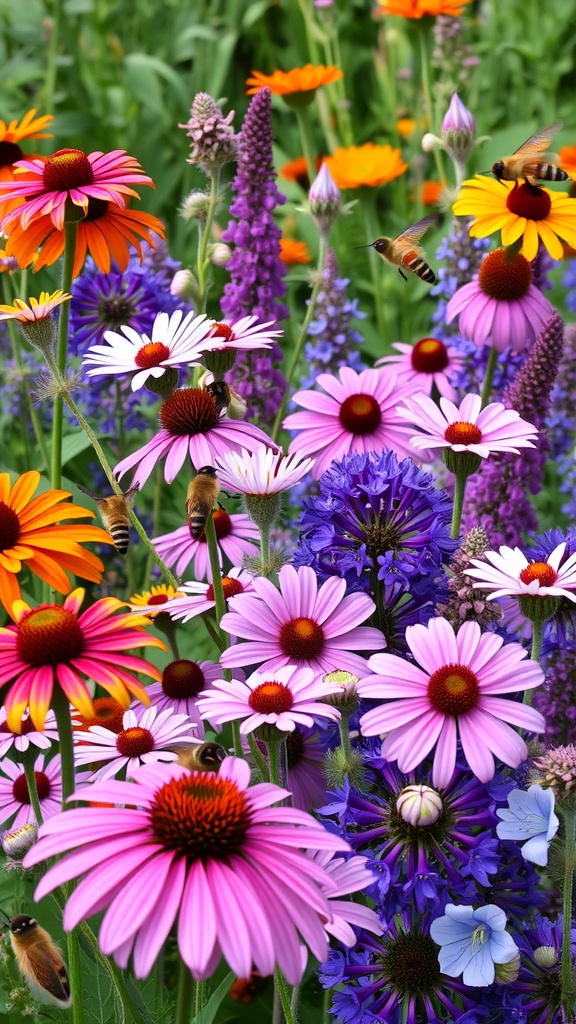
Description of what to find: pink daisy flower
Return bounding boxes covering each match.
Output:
[397,393,538,458]
[213,448,316,495]
[445,248,552,353]
[73,705,199,782]
[200,316,283,353]
[0,707,59,759]
[464,542,576,603]
[358,616,545,788]
[114,387,277,488]
[219,564,384,677]
[376,338,463,401]
[163,567,257,624]
[0,753,63,828]
[283,367,421,479]
[140,659,223,737]
[24,757,350,982]
[197,665,341,735]
[82,310,217,391]
[310,850,383,946]
[153,511,259,581]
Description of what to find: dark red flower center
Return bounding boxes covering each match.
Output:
[208,322,235,347]
[0,500,21,551]
[13,771,50,805]
[116,726,154,757]
[411,338,449,374]
[506,181,552,221]
[16,606,84,666]
[206,576,243,602]
[478,248,532,301]
[42,149,95,191]
[0,714,36,737]
[519,561,557,587]
[339,394,382,435]
[84,197,110,222]
[149,773,250,860]
[159,388,221,437]
[88,698,126,734]
[0,141,24,169]
[427,663,479,715]
[248,682,294,714]
[134,342,171,369]
[147,594,170,606]
[162,660,206,699]
[197,509,233,544]
[444,421,482,445]
[279,617,325,660]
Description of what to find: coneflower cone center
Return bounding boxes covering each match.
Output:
[135,342,171,369]
[519,561,557,587]
[17,606,84,665]
[0,501,21,550]
[249,682,294,714]
[380,932,441,995]
[116,726,154,757]
[444,421,482,445]
[162,660,205,699]
[206,576,243,602]
[506,182,552,221]
[339,394,382,434]
[279,617,325,660]
[97,292,139,331]
[150,774,249,859]
[13,770,50,804]
[147,594,170,607]
[87,698,126,734]
[42,149,95,190]
[0,141,23,169]
[207,322,235,348]
[159,388,220,436]
[478,248,532,301]
[198,509,232,543]
[427,663,479,715]
[411,338,449,373]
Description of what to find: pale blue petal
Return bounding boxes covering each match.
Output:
[473,904,507,931]
[462,944,495,987]
[430,917,473,944]
[488,930,520,964]
[521,834,551,866]
[438,942,473,979]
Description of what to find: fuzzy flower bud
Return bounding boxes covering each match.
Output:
[210,242,233,267]
[322,670,360,713]
[309,163,342,238]
[180,93,237,174]
[534,743,576,807]
[422,132,444,153]
[179,190,211,223]
[533,945,558,968]
[441,93,476,165]
[494,953,521,984]
[170,268,197,300]
[2,823,38,860]
[396,784,443,826]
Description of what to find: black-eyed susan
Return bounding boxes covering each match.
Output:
[0,109,53,184]
[0,290,71,323]
[128,583,184,615]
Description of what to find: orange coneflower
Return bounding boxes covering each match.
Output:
[246,64,343,103]
[0,109,53,183]
[376,0,471,16]
[323,143,408,189]
[0,470,113,619]
[279,237,312,265]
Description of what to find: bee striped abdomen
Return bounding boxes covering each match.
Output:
[108,523,130,555]
[402,250,436,284]
[188,514,207,540]
[524,160,569,182]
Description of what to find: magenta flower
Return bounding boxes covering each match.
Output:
[376,338,463,401]
[358,617,545,788]
[0,753,63,828]
[201,315,283,352]
[153,511,259,581]
[397,393,538,458]
[464,542,576,602]
[442,93,475,135]
[219,564,384,677]
[24,758,350,981]
[0,707,59,759]
[283,367,421,479]
[163,568,257,624]
[143,659,224,737]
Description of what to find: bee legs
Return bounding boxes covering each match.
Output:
[398,268,408,282]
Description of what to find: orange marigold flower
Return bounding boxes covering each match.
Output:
[0,470,113,620]
[323,143,408,190]
[279,155,322,189]
[279,237,312,265]
[559,145,576,180]
[377,0,471,15]
[421,180,445,205]
[396,117,417,139]
[246,64,343,103]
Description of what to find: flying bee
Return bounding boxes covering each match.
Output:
[363,215,438,283]
[175,741,227,772]
[492,121,569,184]
[186,467,220,540]
[205,380,247,420]
[5,913,72,1009]
[78,484,138,555]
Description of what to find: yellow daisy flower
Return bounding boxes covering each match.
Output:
[128,584,184,616]
[0,290,71,323]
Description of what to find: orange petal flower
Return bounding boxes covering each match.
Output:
[128,584,185,616]
[279,238,312,265]
[0,470,113,620]
[421,180,445,205]
[279,155,322,188]
[323,143,408,189]
[0,109,53,186]
[559,145,576,180]
[246,64,343,97]
[376,0,471,15]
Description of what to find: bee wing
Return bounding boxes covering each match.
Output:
[21,945,71,1007]
[512,120,563,157]
[395,214,439,246]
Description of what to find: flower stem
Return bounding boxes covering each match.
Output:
[194,979,205,1019]
[204,512,225,629]
[362,193,388,346]
[247,732,268,779]
[22,753,44,826]
[530,617,543,664]
[338,711,352,759]
[266,738,283,786]
[52,686,76,806]
[175,957,194,1024]
[196,168,221,313]
[51,220,78,492]
[67,925,85,1024]
[418,26,445,184]
[561,808,576,1022]
[295,105,317,191]
[1,279,50,474]
[274,967,297,1024]
[450,471,467,539]
[480,344,498,407]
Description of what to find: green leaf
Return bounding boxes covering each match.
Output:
[61,432,94,466]
[197,971,236,1024]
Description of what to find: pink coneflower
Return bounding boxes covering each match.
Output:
[73,705,199,782]
[163,567,257,624]
[310,850,383,946]
[445,249,552,352]
[213,447,315,495]
[376,338,463,401]
[24,758,350,982]
[283,367,421,479]
[82,310,217,391]
[153,511,259,581]
[0,588,165,731]
[201,315,283,352]
[0,753,63,828]
[397,393,538,458]
[140,659,223,737]
[219,564,384,676]
[114,387,277,488]
[0,707,59,759]
[197,665,341,735]
[464,542,576,602]
[358,616,545,788]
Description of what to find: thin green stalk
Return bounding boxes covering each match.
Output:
[295,106,318,193]
[247,731,268,779]
[51,220,78,492]
[362,194,388,345]
[52,686,76,806]
[194,979,206,1020]
[561,808,576,1022]
[144,464,164,587]
[260,523,271,566]
[450,472,467,540]
[266,739,283,787]
[274,967,297,1024]
[175,958,194,1024]
[204,512,226,628]
[67,923,85,1024]
[530,618,543,664]
[196,168,221,313]
[480,344,498,407]
[338,712,352,759]
[202,614,225,652]
[22,754,44,826]
[231,720,243,759]
[418,27,445,185]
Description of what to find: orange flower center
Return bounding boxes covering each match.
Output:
[116,726,154,757]
[248,682,294,714]
[444,421,482,445]
[42,149,95,191]
[411,338,449,374]
[427,663,479,715]
[279,617,325,660]
[339,394,382,434]
[0,140,24,169]
[478,249,532,302]
[135,342,171,369]
[149,773,250,859]
[16,606,84,666]
[159,388,221,437]
[13,771,50,805]
[519,561,557,587]
[208,322,235,348]
[0,501,21,551]
[506,182,552,221]
[162,660,206,699]
[206,577,244,602]
[197,509,233,544]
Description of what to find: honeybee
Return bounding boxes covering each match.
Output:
[368,215,438,283]
[78,484,138,555]
[492,121,569,184]
[186,467,220,539]
[175,741,227,772]
[6,914,72,1008]
[205,380,247,420]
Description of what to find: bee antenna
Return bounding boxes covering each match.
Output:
[353,243,375,249]
[77,484,100,500]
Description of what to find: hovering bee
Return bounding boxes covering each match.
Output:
[5,914,72,1009]
[205,380,247,419]
[175,741,227,772]
[78,485,138,555]
[186,467,220,540]
[492,121,569,184]
[366,215,438,283]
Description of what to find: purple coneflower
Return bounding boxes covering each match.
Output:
[163,567,257,624]
[397,393,538,458]
[377,338,463,401]
[0,753,63,828]
[153,511,259,581]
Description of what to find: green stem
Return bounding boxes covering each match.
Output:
[295,106,318,190]
[196,168,221,313]
[175,957,194,1024]
[52,686,76,806]
[561,808,576,1022]
[260,523,271,566]
[418,27,445,184]
[22,753,44,826]
[247,731,268,779]
[231,720,243,759]
[194,979,205,1019]
[204,512,225,627]
[480,344,498,407]
[338,711,352,759]
[50,220,78,492]
[67,925,85,1024]
[266,739,283,787]
[530,618,543,664]
[450,471,467,540]
[202,614,225,652]
[274,967,297,1024]
[362,193,388,346]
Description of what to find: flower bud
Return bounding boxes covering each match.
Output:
[180,93,237,174]
[494,952,521,984]
[533,945,558,968]
[179,190,211,223]
[210,242,232,267]
[396,784,443,826]
[2,823,38,860]
[170,268,196,300]
[309,163,342,237]
[441,93,476,164]
[322,670,360,712]
[421,132,443,153]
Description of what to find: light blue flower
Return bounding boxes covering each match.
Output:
[495,783,559,866]
[430,903,519,986]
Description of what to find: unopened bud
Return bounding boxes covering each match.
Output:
[179,190,211,222]
[309,163,342,236]
[396,784,443,826]
[170,268,197,301]
[421,132,443,153]
[20,318,57,355]
[2,823,38,860]
[210,242,232,267]
[322,670,360,712]
[144,367,179,398]
[494,953,521,984]
[441,93,476,165]
[533,945,558,968]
